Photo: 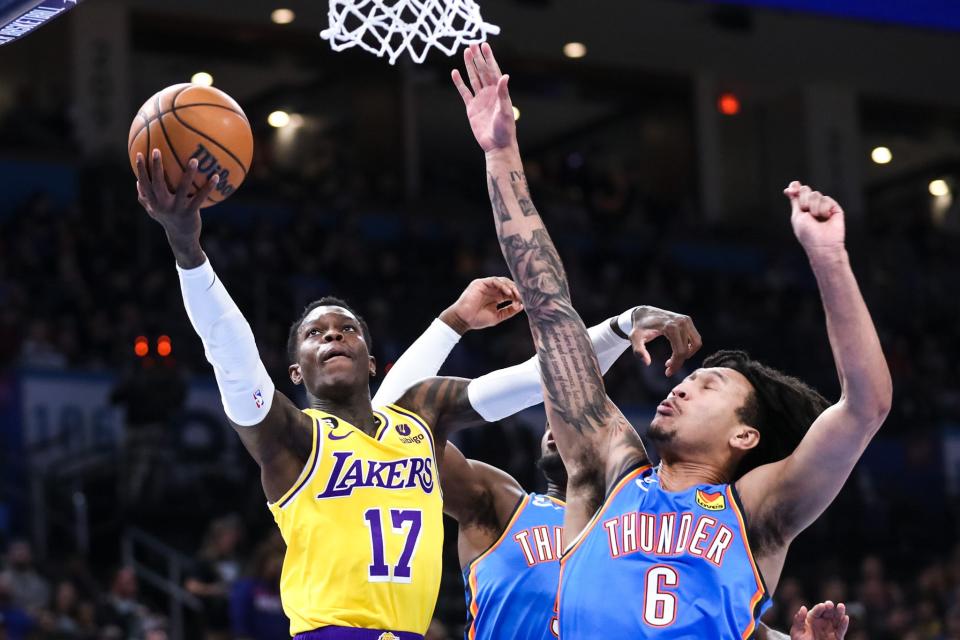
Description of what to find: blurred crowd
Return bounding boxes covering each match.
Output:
[6,526,960,639]
[1,115,960,639]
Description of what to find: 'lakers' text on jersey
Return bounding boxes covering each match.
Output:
[559,466,770,639]
[269,405,444,637]
[464,493,564,640]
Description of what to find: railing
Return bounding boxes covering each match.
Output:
[22,450,115,561]
[122,527,203,640]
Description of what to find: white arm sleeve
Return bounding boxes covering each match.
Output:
[178,258,275,427]
[467,310,637,422]
[372,319,462,406]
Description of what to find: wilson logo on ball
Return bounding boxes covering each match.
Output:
[190,144,237,197]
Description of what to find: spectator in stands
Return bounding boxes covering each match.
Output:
[0,575,32,640]
[110,359,187,507]
[0,540,49,615]
[229,534,287,640]
[38,579,93,639]
[96,566,148,640]
[185,516,243,640]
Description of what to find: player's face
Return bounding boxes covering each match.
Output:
[541,422,558,457]
[648,367,755,456]
[289,306,375,396]
[537,422,568,485]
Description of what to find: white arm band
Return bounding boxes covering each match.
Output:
[372,318,462,406]
[177,259,275,427]
[466,311,636,422]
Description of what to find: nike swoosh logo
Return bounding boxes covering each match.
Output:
[328,431,353,441]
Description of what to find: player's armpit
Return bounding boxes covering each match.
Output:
[736,401,883,554]
[231,390,315,503]
[395,376,487,443]
[441,442,525,568]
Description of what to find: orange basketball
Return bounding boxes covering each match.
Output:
[128,84,253,208]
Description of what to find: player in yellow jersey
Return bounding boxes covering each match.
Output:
[134,152,531,640]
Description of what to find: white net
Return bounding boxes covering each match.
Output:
[321,0,501,65]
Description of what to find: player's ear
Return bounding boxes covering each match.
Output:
[730,426,759,453]
[368,355,377,378]
[289,363,303,385]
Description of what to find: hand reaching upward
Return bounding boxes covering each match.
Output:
[440,277,524,334]
[452,43,516,153]
[784,181,846,254]
[790,602,849,640]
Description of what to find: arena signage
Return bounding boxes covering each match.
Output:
[0,0,83,45]
[707,0,960,31]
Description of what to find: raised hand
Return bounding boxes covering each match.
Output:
[629,306,702,377]
[440,277,523,335]
[136,149,219,268]
[790,602,849,640]
[784,181,845,254]
[451,43,516,153]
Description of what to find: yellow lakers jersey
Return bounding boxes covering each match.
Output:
[268,405,444,636]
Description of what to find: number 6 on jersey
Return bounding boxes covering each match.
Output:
[364,508,423,583]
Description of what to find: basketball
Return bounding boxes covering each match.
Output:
[127,84,253,208]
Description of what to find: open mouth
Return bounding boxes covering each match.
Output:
[656,400,678,416]
[320,348,352,363]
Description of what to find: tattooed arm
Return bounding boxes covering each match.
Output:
[452,44,656,539]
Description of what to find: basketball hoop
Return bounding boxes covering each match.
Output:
[321,0,500,65]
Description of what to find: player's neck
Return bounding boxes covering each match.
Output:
[656,459,729,492]
[545,481,566,503]
[310,391,378,436]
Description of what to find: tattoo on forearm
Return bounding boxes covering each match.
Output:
[488,175,511,223]
[509,171,536,217]
[500,228,613,434]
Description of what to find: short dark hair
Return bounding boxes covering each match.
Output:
[702,350,829,478]
[286,297,372,364]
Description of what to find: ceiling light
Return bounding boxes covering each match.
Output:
[929,179,950,197]
[563,42,587,59]
[191,72,213,87]
[272,8,295,24]
[871,146,892,165]
[268,110,291,128]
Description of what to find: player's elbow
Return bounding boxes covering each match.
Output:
[839,392,891,437]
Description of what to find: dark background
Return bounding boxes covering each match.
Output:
[1,1,959,638]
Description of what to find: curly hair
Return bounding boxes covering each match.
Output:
[286,297,372,364]
[701,350,830,478]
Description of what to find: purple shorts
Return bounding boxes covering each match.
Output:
[294,628,423,640]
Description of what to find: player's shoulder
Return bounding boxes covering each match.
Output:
[378,402,433,432]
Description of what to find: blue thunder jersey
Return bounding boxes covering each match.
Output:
[559,465,770,639]
[463,493,565,640]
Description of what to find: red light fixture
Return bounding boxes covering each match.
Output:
[134,336,149,357]
[717,93,741,116]
[157,335,172,357]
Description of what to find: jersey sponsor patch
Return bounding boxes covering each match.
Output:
[696,489,726,511]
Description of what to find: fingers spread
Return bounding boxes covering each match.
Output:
[481,42,502,77]
[193,173,219,208]
[451,69,473,105]
[472,43,496,86]
[174,158,199,209]
[464,46,482,94]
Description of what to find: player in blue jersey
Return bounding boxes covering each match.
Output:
[452,43,890,638]
[368,283,700,640]
[374,287,850,640]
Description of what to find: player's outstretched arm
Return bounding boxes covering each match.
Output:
[135,150,313,503]
[738,184,892,551]
[372,276,522,406]
[451,44,688,537]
